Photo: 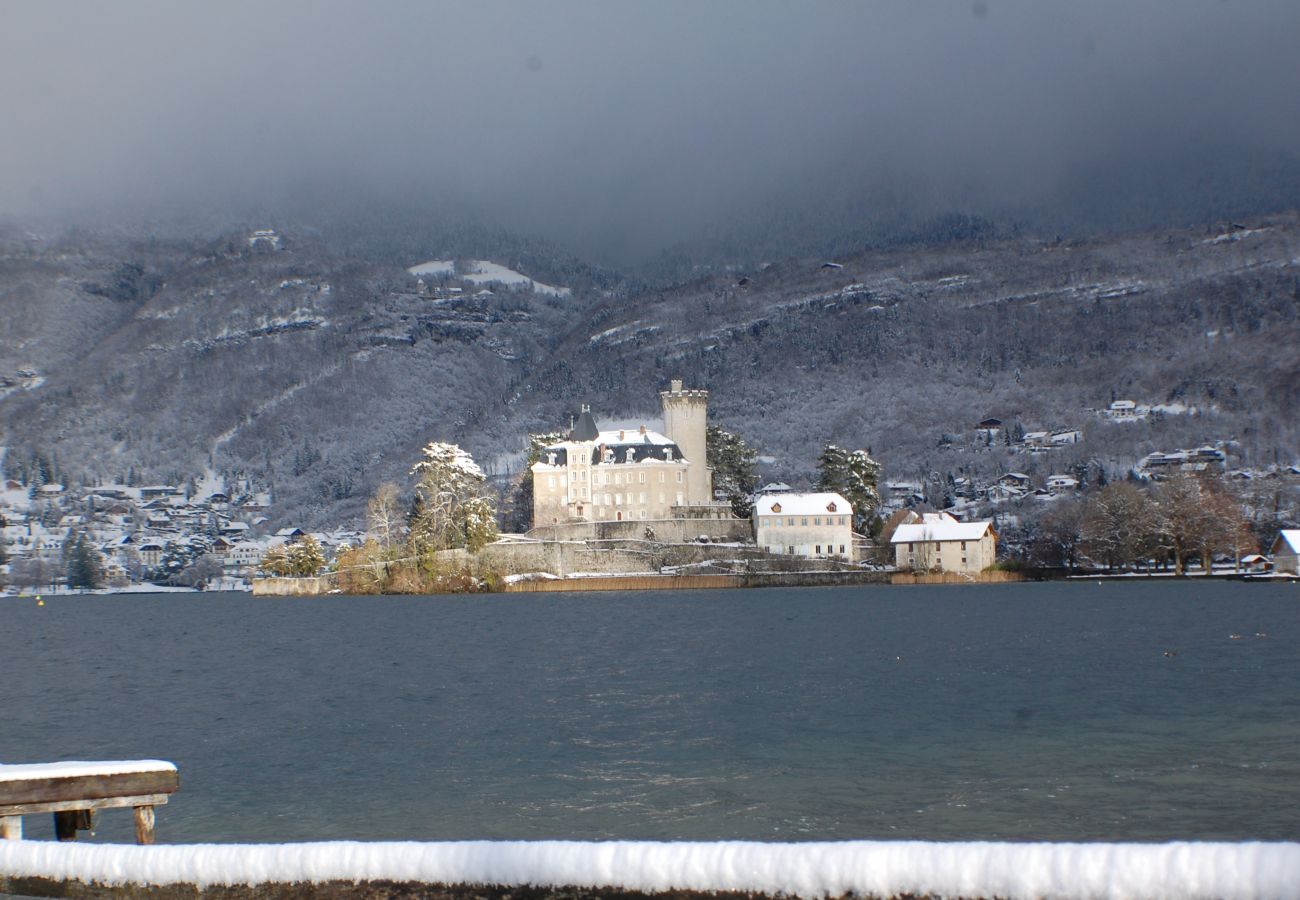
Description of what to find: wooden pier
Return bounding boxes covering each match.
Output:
[0,761,178,844]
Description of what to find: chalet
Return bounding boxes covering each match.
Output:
[1107,400,1138,419]
[1051,430,1082,446]
[1045,475,1079,493]
[891,512,997,574]
[754,492,853,560]
[1272,530,1300,575]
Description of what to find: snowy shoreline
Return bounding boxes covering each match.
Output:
[2,840,1298,899]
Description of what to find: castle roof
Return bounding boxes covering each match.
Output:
[572,408,599,441]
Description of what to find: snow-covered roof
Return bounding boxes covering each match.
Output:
[892,513,993,544]
[754,492,851,517]
[1275,530,1300,554]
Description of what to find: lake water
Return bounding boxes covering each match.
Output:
[2,581,1297,844]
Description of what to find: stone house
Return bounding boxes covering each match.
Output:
[1272,530,1300,575]
[891,512,997,574]
[753,492,854,560]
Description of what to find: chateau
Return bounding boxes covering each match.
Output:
[531,380,731,528]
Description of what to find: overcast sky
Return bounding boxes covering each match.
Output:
[3,1,1299,258]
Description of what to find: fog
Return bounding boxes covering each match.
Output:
[4,0,1299,261]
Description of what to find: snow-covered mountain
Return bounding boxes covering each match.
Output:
[2,212,1298,527]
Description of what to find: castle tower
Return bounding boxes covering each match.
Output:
[660,379,711,505]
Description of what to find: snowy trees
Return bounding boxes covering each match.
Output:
[816,444,881,531]
[1080,483,1160,571]
[62,529,103,590]
[1153,474,1254,574]
[409,442,499,553]
[707,425,758,518]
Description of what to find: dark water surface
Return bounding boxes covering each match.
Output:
[2,582,1297,844]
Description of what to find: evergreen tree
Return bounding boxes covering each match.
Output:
[287,535,327,576]
[816,444,882,532]
[706,425,758,518]
[65,530,104,590]
[259,544,292,577]
[409,442,499,552]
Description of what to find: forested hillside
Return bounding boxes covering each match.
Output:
[2,211,1297,528]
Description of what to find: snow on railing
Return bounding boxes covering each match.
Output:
[1,840,1298,899]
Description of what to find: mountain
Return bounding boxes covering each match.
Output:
[2,212,1298,528]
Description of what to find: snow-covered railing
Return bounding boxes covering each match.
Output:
[1,840,1297,899]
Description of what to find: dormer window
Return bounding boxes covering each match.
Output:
[547,452,558,466]
[626,448,636,463]
[826,502,837,512]
[664,447,673,461]
[770,502,782,514]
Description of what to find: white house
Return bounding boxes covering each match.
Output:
[1272,530,1300,575]
[753,492,853,560]
[891,512,997,574]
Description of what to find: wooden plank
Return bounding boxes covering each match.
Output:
[0,770,178,806]
[0,793,170,817]
[133,805,155,845]
[0,816,20,840]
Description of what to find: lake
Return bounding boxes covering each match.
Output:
[2,581,1297,844]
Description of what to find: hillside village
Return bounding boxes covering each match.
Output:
[2,372,1299,593]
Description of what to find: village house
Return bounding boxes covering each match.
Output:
[530,380,731,528]
[1045,475,1079,493]
[1272,530,1300,575]
[891,512,997,573]
[753,492,854,560]
[1106,400,1139,420]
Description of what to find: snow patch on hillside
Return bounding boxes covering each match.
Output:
[0,840,1296,899]
[463,261,570,297]
[407,260,455,277]
[408,259,570,296]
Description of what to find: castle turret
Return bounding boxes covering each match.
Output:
[660,379,711,505]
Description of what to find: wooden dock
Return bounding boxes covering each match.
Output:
[0,761,179,844]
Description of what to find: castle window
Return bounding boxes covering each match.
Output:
[676,471,683,483]
[639,472,645,484]
[814,517,821,526]
[659,472,665,483]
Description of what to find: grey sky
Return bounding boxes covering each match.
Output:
[3,1,1298,257]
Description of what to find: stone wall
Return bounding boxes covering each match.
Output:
[523,517,751,544]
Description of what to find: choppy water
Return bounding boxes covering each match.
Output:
[2,581,1297,844]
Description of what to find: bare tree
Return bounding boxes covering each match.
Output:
[1081,482,1160,571]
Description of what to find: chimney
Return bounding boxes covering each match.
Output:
[670,379,683,393]
[639,424,647,435]
[619,430,625,440]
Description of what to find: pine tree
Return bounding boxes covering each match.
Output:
[816,444,882,532]
[65,530,104,590]
[706,425,758,518]
[409,442,498,552]
[259,544,291,577]
[287,535,326,577]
